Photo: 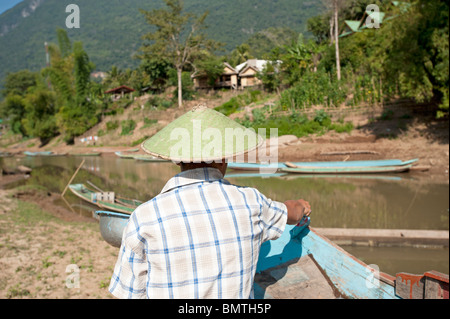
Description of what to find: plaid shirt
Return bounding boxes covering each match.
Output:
[109,167,287,299]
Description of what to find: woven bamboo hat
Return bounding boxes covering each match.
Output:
[141,105,264,163]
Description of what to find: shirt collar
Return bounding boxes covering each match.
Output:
[160,167,226,194]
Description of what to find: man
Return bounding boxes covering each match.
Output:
[109,106,311,299]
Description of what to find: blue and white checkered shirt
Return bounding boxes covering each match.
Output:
[109,167,287,299]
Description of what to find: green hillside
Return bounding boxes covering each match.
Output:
[0,0,324,84]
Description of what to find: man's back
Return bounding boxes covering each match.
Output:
[109,168,287,299]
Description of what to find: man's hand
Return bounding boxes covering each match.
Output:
[284,199,312,225]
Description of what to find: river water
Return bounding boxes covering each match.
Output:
[2,155,449,276]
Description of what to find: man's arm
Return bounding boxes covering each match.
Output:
[284,199,312,225]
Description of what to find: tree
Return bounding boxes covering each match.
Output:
[2,70,37,97]
[42,29,97,143]
[22,85,59,144]
[307,15,331,44]
[140,57,172,92]
[195,54,224,87]
[229,44,254,67]
[333,0,342,81]
[139,0,220,108]
[382,0,449,116]
[320,0,343,81]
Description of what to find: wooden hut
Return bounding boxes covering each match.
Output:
[105,85,135,101]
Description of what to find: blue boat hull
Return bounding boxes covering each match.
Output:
[228,159,418,172]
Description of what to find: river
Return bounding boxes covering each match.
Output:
[2,155,448,276]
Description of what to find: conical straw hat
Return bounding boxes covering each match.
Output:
[141,105,264,163]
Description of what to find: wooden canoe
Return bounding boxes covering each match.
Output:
[228,159,418,172]
[94,212,448,299]
[114,151,136,159]
[133,155,170,162]
[23,151,54,157]
[69,152,101,156]
[68,184,141,214]
[281,164,414,174]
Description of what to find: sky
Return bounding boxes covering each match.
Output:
[0,0,23,15]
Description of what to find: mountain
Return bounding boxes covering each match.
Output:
[0,0,324,84]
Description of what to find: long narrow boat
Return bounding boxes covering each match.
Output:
[68,184,142,214]
[281,164,414,174]
[69,152,101,157]
[23,151,54,157]
[114,151,136,159]
[93,212,449,299]
[133,155,170,162]
[228,159,418,172]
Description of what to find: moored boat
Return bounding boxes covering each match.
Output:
[133,155,170,162]
[68,184,142,214]
[69,152,101,156]
[228,159,418,172]
[114,151,136,159]
[280,164,414,174]
[23,151,54,157]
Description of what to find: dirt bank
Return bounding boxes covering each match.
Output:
[0,187,117,299]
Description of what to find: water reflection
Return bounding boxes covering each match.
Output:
[3,155,449,231]
[1,155,448,275]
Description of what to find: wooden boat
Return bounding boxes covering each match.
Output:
[69,152,101,156]
[133,155,170,162]
[228,159,418,172]
[281,164,414,174]
[114,151,136,159]
[94,212,449,299]
[24,151,67,157]
[23,151,54,157]
[68,184,142,214]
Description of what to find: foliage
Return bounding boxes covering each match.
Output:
[1,70,37,97]
[258,61,282,93]
[195,55,225,87]
[382,0,449,115]
[106,121,119,132]
[139,0,220,107]
[278,70,346,109]
[22,85,59,143]
[238,109,353,138]
[214,90,263,116]
[1,29,99,144]
[139,58,172,92]
[303,0,449,117]
[120,120,137,136]
[242,27,299,61]
[0,94,27,135]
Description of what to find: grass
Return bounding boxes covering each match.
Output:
[238,108,354,138]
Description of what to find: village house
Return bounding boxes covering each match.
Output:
[192,59,276,91]
[105,85,135,101]
[192,62,239,90]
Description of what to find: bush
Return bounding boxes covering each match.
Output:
[239,109,353,138]
[215,90,264,116]
[120,119,136,136]
[106,120,119,131]
[279,70,347,109]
